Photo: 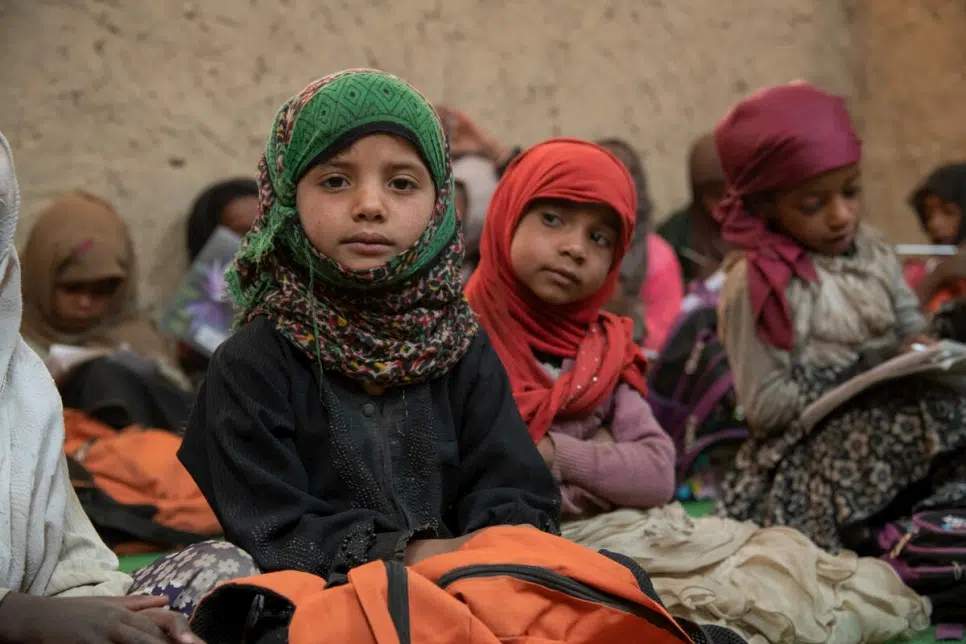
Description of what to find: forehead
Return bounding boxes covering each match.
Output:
[787,164,861,194]
[327,133,425,163]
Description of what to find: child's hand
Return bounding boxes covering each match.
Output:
[434,105,510,165]
[537,436,556,468]
[0,593,203,644]
[591,427,615,443]
[900,334,937,353]
[404,529,485,565]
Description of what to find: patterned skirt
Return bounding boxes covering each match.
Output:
[716,374,966,552]
[128,540,260,617]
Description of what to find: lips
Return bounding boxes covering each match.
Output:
[542,266,581,286]
[343,231,392,245]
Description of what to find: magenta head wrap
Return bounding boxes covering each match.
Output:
[713,82,861,350]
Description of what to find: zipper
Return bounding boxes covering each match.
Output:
[436,564,680,632]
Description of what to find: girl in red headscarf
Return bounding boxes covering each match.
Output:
[713,82,966,552]
[465,138,676,520]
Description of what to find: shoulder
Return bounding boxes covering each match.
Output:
[209,316,301,378]
[445,329,497,382]
[719,251,751,306]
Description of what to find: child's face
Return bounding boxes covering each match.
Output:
[221,195,260,237]
[921,193,962,244]
[52,278,119,333]
[770,164,861,256]
[509,199,620,305]
[295,134,436,271]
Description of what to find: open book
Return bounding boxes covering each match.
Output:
[800,340,966,431]
[159,227,241,357]
[45,344,114,381]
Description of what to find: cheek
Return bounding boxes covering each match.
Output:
[295,189,338,237]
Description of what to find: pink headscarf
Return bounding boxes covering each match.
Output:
[713,82,861,350]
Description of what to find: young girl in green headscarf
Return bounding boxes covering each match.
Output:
[179,69,559,578]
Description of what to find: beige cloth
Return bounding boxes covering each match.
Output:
[562,504,930,644]
[0,132,131,604]
[19,190,176,365]
[718,224,925,435]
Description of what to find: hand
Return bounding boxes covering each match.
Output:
[404,530,484,566]
[900,334,938,353]
[537,435,556,469]
[0,593,203,643]
[935,250,966,282]
[434,105,510,164]
[590,427,615,443]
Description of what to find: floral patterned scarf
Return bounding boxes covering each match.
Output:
[228,69,478,386]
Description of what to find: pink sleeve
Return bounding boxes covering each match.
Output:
[549,384,676,510]
[641,234,684,351]
[904,260,928,290]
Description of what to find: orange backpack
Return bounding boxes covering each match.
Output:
[64,409,222,554]
[191,525,744,644]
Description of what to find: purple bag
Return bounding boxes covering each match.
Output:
[879,509,966,627]
[646,306,748,499]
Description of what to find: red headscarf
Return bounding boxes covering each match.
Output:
[465,138,647,442]
[713,82,861,350]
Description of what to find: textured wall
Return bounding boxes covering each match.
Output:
[851,0,966,242]
[1,0,855,310]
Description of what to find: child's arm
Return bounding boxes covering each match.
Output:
[446,332,561,536]
[548,385,676,510]
[42,456,133,598]
[178,329,418,578]
[889,256,929,338]
[718,261,805,435]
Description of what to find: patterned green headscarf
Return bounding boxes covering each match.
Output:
[228,69,478,386]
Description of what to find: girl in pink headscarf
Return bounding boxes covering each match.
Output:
[713,82,966,553]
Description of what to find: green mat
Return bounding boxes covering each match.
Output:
[117,499,946,642]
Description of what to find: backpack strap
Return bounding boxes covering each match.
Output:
[349,559,410,644]
[385,561,411,644]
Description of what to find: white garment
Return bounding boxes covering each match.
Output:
[0,132,130,603]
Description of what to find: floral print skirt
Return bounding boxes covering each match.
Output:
[128,540,260,617]
[716,375,966,552]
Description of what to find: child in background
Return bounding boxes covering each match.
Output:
[179,70,560,578]
[20,192,193,430]
[452,154,498,280]
[185,178,260,261]
[713,82,966,552]
[465,138,676,520]
[906,163,966,310]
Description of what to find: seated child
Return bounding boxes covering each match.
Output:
[712,82,966,552]
[180,178,261,381]
[465,138,676,520]
[20,191,193,430]
[906,162,966,310]
[178,69,560,577]
[0,131,206,643]
[186,177,260,261]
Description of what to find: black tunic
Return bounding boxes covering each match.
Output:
[179,316,560,578]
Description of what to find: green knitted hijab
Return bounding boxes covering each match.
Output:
[229,69,478,386]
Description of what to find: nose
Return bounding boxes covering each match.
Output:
[558,229,587,264]
[351,180,387,223]
[827,195,854,231]
[76,292,94,312]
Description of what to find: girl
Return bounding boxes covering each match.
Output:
[713,82,966,552]
[906,163,966,310]
[178,69,560,578]
[465,138,676,519]
[0,131,218,643]
[21,192,193,430]
[186,177,260,261]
